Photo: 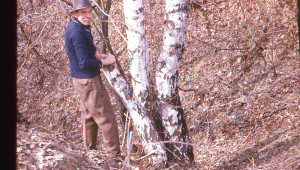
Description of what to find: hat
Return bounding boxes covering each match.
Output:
[70,0,95,13]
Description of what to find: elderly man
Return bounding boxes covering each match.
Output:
[64,0,121,161]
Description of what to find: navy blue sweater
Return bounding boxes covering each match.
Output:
[64,17,102,78]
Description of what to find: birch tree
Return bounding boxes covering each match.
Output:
[156,0,194,162]
[93,0,168,165]
[91,0,193,166]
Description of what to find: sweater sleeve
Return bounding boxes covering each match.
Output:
[71,31,102,70]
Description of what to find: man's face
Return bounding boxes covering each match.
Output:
[74,7,93,26]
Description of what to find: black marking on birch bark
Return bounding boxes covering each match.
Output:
[159,71,194,162]
[124,87,131,101]
[137,88,150,111]
[173,43,183,50]
[140,20,145,28]
[167,3,189,14]
[164,20,175,30]
[173,83,194,162]
[151,86,165,140]
[144,93,150,111]
[133,7,144,20]
[172,43,185,60]
[105,64,115,72]
[157,60,166,73]
[111,77,117,85]
[137,7,144,14]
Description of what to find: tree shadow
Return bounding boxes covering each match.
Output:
[215,129,300,169]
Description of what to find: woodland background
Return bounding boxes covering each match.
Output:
[16,0,299,169]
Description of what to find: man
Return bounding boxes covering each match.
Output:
[64,0,121,161]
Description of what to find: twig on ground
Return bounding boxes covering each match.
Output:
[121,131,133,170]
[233,126,256,151]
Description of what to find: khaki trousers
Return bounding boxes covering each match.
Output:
[73,75,120,158]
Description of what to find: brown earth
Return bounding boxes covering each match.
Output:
[17,0,299,169]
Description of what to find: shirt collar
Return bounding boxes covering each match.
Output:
[73,17,91,30]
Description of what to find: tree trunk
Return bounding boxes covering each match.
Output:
[155,0,194,162]
[123,0,151,109]
[93,0,168,165]
[121,0,168,164]
[93,0,193,165]
[101,65,167,165]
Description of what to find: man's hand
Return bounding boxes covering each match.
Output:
[95,52,107,60]
[96,53,116,66]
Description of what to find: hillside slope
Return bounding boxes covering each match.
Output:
[17,0,299,169]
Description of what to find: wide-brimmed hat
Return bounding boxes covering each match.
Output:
[70,0,95,13]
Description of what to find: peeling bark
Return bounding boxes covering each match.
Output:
[92,0,167,165]
[101,65,167,164]
[95,0,193,165]
[155,0,194,162]
[123,0,150,109]
[120,0,168,164]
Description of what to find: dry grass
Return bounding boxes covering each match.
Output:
[17,0,299,169]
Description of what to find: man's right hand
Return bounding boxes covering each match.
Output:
[99,53,116,66]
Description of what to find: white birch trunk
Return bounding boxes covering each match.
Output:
[121,0,169,164]
[123,0,150,109]
[97,0,192,164]
[102,65,167,164]
[155,0,194,161]
[122,0,168,164]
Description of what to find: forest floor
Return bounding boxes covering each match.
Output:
[17,112,299,169]
[17,89,300,169]
[17,0,299,169]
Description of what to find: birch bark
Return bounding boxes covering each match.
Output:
[121,0,168,164]
[95,0,168,165]
[93,0,193,164]
[101,65,167,164]
[123,0,150,109]
[155,0,194,162]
